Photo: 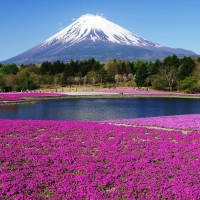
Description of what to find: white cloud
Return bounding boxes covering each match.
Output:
[96,13,105,18]
[71,18,76,21]
[58,22,63,31]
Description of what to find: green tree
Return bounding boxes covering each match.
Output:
[25,64,40,74]
[52,60,65,74]
[178,56,196,80]
[63,60,77,84]
[151,75,168,90]
[18,68,30,90]
[97,68,107,84]
[159,55,182,91]
[134,60,145,72]
[124,60,132,75]
[0,63,18,75]
[40,61,52,75]
[146,61,154,75]
[88,58,102,71]
[87,71,97,85]
[130,61,135,75]
[0,74,6,91]
[151,59,161,75]
[114,59,122,74]
[179,76,198,93]
[135,63,148,86]
[164,54,179,68]
[105,58,118,82]
[29,72,40,89]
[4,74,19,91]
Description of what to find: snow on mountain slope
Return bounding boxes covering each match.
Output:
[1,14,197,65]
[42,14,161,48]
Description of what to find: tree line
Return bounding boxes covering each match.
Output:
[0,55,200,93]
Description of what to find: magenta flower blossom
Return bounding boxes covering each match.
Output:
[0,92,67,102]
[104,114,200,132]
[1,116,200,199]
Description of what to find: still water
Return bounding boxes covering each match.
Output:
[0,98,200,121]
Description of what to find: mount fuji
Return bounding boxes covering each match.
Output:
[1,14,197,65]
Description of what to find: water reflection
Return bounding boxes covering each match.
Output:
[0,98,200,121]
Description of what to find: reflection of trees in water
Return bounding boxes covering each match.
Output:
[0,104,19,112]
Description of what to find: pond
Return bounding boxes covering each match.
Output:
[0,98,200,121]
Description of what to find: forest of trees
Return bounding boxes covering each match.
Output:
[1,55,200,93]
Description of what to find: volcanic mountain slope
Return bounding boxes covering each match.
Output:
[1,14,197,65]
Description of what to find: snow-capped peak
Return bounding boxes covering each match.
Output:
[42,14,161,48]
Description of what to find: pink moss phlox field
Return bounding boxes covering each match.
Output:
[0,92,67,101]
[104,114,200,132]
[96,87,200,96]
[1,119,200,199]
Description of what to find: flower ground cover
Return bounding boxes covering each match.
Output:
[104,114,200,133]
[1,116,200,199]
[0,92,68,102]
[95,87,200,97]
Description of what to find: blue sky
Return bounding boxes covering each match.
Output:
[0,0,200,61]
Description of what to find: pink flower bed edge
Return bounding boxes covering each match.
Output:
[103,114,200,132]
[0,92,68,101]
